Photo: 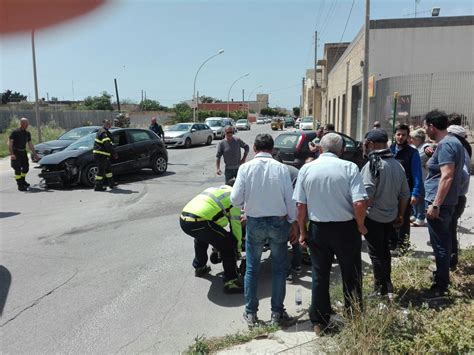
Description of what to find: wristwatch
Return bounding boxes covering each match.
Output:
[432,205,439,210]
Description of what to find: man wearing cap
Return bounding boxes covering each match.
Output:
[361,129,410,299]
[423,110,465,299]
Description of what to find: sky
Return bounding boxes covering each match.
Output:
[0,0,472,109]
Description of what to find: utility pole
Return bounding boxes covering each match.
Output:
[313,30,318,128]
[361,0,370,139]
[196,90,199,120]
[301,77,305,116]
[242,89,245,102]
[114,78,121,112]
[31,30,42,142]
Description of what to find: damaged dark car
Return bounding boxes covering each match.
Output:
[38,128,168,188]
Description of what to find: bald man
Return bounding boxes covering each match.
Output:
[8,118,38,191]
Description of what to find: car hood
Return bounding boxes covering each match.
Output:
[164,130,189,138]
[39,149,87,165]
[236,123,247,126]
[208,126,223,132]
[35,140,74,151]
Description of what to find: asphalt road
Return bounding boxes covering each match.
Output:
[1,123,473,353]
[0,123,291,353]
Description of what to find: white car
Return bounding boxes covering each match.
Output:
[204,118,225,139]
[256,117,265,124]
[299,117,314,130]
[164,122,213,148]
[236,119,251,130]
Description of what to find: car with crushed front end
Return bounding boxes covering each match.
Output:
[164,122,213,148]
[34,125,101,160]
[38,128,168,188]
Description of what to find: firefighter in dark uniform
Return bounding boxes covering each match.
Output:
[8,118,38,191]
[93,119,117,191]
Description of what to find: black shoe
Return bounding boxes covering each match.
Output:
[23,180,30,187]
[94,186,106,191]
[108,181,118,189]
[270,310,292,326]
[422,285,447,300]
[223,279,244,294]
[18,184,27,191]
[194,265,211,277]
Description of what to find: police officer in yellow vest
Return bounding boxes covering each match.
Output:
[93,120,117,191]
[180,179,243,294]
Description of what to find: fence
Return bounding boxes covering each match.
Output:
[0,108,173,132]
[371,71,474,132]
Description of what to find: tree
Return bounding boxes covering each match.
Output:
[1,89,27,104]
[173,102,192,122]
[83,92,113,110]
[140,99,162,111]
[293,107,300,117]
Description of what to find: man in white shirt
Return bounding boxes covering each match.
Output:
[231,133,298,327]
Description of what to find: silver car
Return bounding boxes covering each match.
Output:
[164,122,213,148]
[235,119,251,130]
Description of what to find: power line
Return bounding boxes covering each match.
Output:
[331,0,356,63]
[318,0,338,39]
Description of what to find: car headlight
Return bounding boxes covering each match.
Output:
[176,134,185,138]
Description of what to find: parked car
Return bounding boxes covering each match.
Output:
[204,117,225,139]
[34,126,101,159]
[235,119,251,130]
[264,117,272,124]
[273,131,366,169]
[284,117,295,128]
[256,117,265,125]
[38,128,168,187]
[164,122,213,148]
[271,117,284,131]
[295,118,301,129]
[299,116,314,130]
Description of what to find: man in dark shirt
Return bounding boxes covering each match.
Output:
[389,124,423,255]
[8,118,39,191]
[149,117,164,139]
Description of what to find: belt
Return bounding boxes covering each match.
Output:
[180,214,207,222]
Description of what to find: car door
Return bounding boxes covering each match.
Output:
[129,129,154,168]
[111,130,134,173]
[190,124,201,144]
[340,133,365,168]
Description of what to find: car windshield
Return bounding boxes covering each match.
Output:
[206,120,223,127]
[167,124,192,131]
[64,133,95,151]
[275,134,299,148]
[59,127,96,140]
[302,117,313,122]
[237,119,247,123]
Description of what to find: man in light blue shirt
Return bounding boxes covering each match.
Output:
[293,133,368,335]
[231,133,298,328]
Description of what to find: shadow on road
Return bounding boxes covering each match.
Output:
[0,265,12,316]
[108,187,139,195]
[0,212,20,219]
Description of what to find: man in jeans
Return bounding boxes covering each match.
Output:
[216,126,249,184]
[423,110,465,299]
[361,129,410,299]
[293,133,368,336]
[231,134,298,327]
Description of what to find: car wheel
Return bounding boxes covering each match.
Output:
[152,154,168,175]
[184,137,192,148]
[205,136,212,145]
[81,163,98,187]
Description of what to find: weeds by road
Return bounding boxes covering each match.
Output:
[185,248,474,354]
[0,119,65,158]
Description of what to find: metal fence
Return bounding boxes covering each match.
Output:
[370,71,474,131]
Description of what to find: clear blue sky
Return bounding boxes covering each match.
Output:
[0,0,472,109]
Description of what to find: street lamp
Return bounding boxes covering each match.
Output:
[227,73,250,118]
[246,84,262,114]
[193,49,224,122]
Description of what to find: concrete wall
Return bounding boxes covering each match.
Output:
[323,16,474,140]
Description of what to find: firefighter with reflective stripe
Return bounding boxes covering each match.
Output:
[93,119,117,191]
[8,118,39,191]
[180,179,243,294]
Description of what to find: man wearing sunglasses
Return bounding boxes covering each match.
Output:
[216,126,249,184]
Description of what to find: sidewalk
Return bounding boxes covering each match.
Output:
[218,176,474,354]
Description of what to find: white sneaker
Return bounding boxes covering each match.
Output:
[410,216,416,223]
[412,219,425,227]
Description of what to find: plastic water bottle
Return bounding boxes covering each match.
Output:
[295,287,302,313]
